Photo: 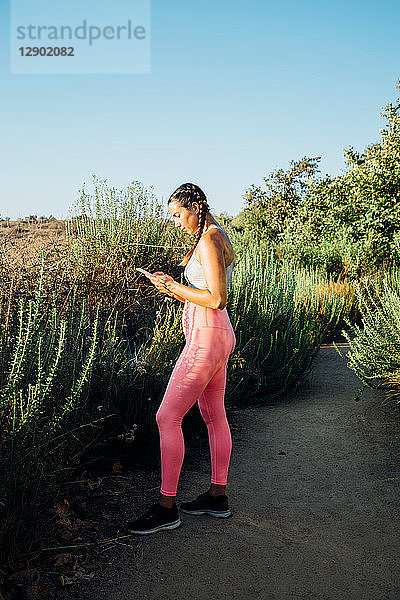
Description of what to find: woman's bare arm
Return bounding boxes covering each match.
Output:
[150,232,228,309]
[168,231,227,309]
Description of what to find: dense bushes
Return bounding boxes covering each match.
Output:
[0,181,359,560]
[0,268,105,555]
[226,247,323,401]
[233,83,400,278]
[338,270,400,403]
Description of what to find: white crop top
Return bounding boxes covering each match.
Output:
[184,224,236,290]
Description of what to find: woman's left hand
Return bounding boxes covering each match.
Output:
[149,271,176,295]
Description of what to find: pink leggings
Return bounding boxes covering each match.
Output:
[156,300,236,497]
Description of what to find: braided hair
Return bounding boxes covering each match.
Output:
[168,183,210,266]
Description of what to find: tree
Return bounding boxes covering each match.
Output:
[243,156,321,242]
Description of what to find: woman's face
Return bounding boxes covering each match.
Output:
[168,200,200,235]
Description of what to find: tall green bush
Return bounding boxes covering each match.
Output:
[338,273,400,403]
[0,267,110,555]
[226,247,324,402]
[236,82,400,276]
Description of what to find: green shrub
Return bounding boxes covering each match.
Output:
[337,273,400,402]
[0,266,112,556]
[226,246,324,403]
[237,82,400,275]
[293,266,359,342]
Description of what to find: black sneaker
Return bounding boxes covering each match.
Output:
[126,502,181,535]
[179,491,232,518]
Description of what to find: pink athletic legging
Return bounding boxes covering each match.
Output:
[155,300,236,497]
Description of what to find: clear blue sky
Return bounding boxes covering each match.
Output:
[1,0,399,220]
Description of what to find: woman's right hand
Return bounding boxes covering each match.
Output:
[149,272,186,302]
[148,272,168,294]
[149,272,177,298]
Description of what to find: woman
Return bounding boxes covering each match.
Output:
[126,182,236,535]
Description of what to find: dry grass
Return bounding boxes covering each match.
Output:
[0,221,68,303]
[0,220,66,261]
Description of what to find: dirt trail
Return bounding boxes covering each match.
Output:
[54,344,400,600]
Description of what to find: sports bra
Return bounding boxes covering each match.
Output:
[184,224,236,290]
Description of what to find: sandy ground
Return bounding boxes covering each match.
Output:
[52,344,400,600]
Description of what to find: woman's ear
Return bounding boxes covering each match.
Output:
[191,202,200,214]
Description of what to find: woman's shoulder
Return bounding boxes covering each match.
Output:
[197,225,225,249]
[196,224,235,265]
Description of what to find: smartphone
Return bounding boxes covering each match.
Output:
[136,267,154,278]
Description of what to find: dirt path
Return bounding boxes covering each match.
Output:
[53,345,400,600]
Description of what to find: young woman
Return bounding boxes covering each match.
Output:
[126,182,236,535]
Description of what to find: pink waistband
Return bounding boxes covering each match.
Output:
[183,300,234,331]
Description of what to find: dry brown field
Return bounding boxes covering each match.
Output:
[0,219,67,272]
[0,219,66,239]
